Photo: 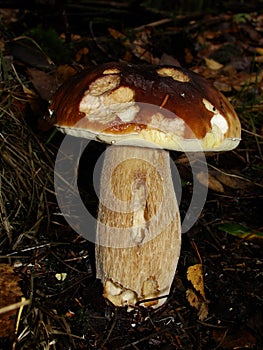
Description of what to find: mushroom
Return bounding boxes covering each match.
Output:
[49,62,241,310]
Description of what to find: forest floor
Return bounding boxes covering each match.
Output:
[0,1,263,349]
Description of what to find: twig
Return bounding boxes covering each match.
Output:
[0,298,30,315]
[191,240,203,264]
[242,128,263,139]
[134,18,173,31]
[100,310,118,348]
[118,328,169,349]
[207,162,263,189]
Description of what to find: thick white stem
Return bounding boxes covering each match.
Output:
[96,145,181,309]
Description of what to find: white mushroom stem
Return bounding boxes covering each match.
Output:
[95,145,181,309]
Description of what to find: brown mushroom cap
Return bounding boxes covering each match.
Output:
[49,62,241,151]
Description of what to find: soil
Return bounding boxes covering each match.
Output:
[0,1,262,349]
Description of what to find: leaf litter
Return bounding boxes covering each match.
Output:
[0,1,262,349]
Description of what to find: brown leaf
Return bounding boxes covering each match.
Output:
[213,80,232,92]
[108,27,127,41]
[196,171,224,193]
[186,264,208,321]
[204,57,224,70]
[55,64,79,85]
[27,67,57,101]
[186,289,208,321]
[255,47,263,55]
[215,172,245,190]
[187,264,205,298]
[186,289,199,308]
[160,53,181,67]
[75,47,89,62]
[0,264,22,339]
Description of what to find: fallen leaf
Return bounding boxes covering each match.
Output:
[255,55,263,63]
[213,80,232,92]
[8,38,54,69]
[55,64,79,85]
[108,27,127,41]
[187,264,205,297]
[186,264,208,321]
[185,47,194,64]
[196,171,224,193]
[160,53,180,66]
[27,67,57,101]
[186,289,209,321]
[218,222,263,240]
[75,47,89,62]
[204,57,224,70]
[255,47,263,55]
[131,29,160,64]
[203,29,221,40]
[0,264,23,339]
[215,172,246,190]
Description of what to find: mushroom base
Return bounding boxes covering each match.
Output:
[95,145,181,310]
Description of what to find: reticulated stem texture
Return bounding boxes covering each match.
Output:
[96,145,181,309]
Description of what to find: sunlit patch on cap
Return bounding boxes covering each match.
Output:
[103,68,121,75]
[88,75,121,96]
[203,98,228,134]
[157,67,190,82]
[104,86,135,105]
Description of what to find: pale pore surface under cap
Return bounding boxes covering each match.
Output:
[149,112,185,137]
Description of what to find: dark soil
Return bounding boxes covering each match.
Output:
[0,1,262,349]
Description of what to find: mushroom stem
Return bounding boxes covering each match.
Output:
[96,145,181,309]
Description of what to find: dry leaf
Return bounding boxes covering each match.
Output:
[55,64,79,85]
[75,47,89,62]
[22,83,38,99]
[187,264,205,298]
[213,80,232,92]
[186,288,209,321]
[186,264,208,321]
[131,29,160,64]
[27,67,57,101]
[186,289,199,307]
[215,172,244,189]
[185,47,194,64]
[108,27,127,41]
[0,264,22,339]
[255,55,263,63]
[160,53,180,67]
[203,29,222,40]
[196,171,224,193]
[204,57,224,70]
[255,47,263,55]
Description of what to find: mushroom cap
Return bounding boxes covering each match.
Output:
[49,62,241,151]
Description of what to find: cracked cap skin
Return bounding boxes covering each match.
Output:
[48,62,241,152]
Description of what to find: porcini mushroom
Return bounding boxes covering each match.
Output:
[49,62,241,310]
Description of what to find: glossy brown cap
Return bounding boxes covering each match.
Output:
[48,62,241,151]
